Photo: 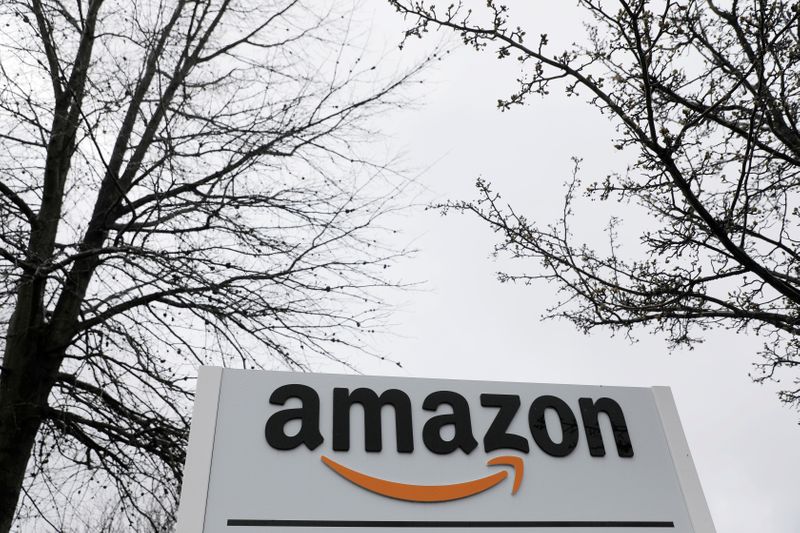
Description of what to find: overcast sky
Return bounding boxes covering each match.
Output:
[329,3,800,532]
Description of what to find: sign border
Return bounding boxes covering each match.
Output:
[176,366,223,533]
[651,387,716,533]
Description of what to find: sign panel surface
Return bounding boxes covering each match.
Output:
[177,368,714,533]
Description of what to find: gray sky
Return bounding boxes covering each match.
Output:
[339,2,800,532]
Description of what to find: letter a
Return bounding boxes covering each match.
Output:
[422,391,478,454]
[265,384,324,450]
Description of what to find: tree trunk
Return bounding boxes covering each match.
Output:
[0,298,62,533]
[0,5,102,527]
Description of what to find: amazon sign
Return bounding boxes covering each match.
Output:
[176,368,716,533]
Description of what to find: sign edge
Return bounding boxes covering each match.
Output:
[651,386,716,533]
[175,366,224,533]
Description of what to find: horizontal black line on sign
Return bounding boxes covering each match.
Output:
[226,519,675,528]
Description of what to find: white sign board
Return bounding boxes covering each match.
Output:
[176,368,715,533]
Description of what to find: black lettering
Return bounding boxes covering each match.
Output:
[528,395,579,457]
[422,391,478,454]
[332,388,413,452]
[265,384,323,450]
[480,394,530,453]
[579,397,634,457]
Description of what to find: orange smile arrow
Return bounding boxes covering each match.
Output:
[320,455,524,503]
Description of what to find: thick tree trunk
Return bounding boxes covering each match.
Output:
[0,370,48,533]
[0,4,103,528]
[0,297,63,533]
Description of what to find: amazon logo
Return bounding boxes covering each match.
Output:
[319,454,523,502]
[264,385,633,502]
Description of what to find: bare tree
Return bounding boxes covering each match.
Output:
[0,0,424,530]
[390,0,800,411]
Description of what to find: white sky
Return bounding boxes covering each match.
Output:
[336,2,800,532]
